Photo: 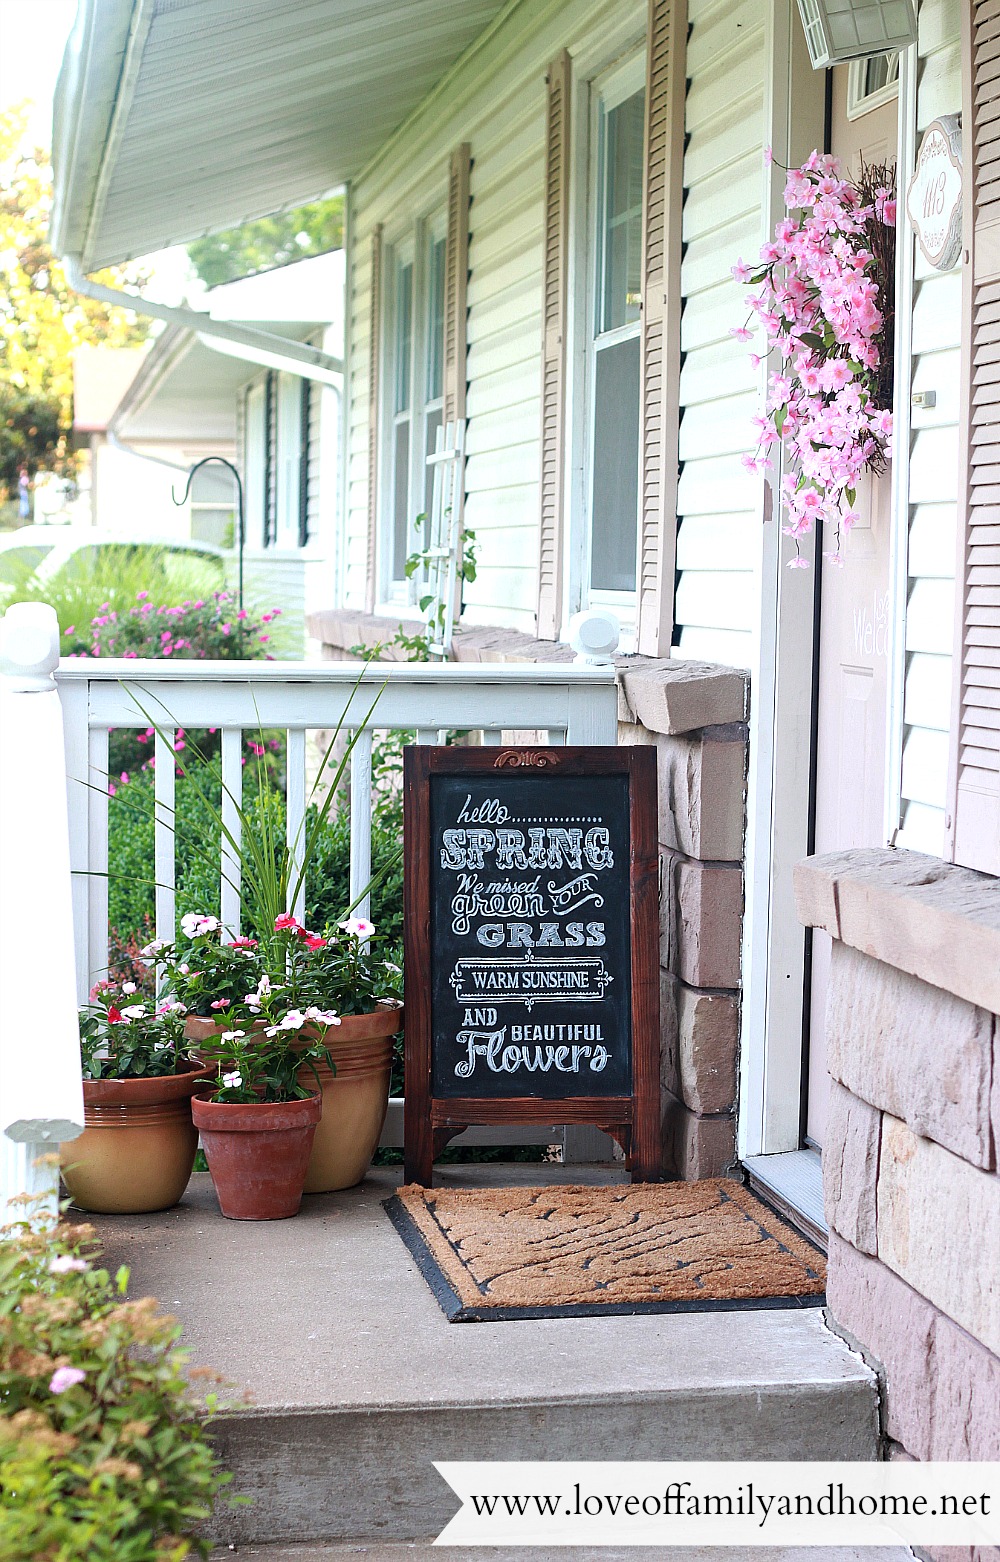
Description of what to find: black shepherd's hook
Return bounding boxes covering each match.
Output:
[172,456,245,612]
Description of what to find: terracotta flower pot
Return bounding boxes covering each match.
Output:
[60,1059,209,1215]
[191,1089,322,1220]
[299,1006,400,1192]
[186,1003,401,1193]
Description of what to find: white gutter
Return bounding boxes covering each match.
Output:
[64,257,344,386]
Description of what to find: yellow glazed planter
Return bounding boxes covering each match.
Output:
[61,1059,210,1214]
[186,1003,401,1192]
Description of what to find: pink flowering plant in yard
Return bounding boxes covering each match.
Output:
[733,150,896,565]
[65,588,279,661]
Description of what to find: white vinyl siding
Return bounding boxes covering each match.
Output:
[897,0,962,856]
[344,0,646,632]
[673,0,765,668]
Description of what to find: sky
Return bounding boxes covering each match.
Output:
[0,0,78,143]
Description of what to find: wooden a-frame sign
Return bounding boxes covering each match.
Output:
[402,744,661,1185]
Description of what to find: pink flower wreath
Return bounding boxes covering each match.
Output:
[733,150,897,566]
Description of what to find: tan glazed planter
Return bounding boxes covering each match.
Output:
[61,1059,209,1214]
[186,1003,401,1193]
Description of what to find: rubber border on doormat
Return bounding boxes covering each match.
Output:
[382,1195,827,1323]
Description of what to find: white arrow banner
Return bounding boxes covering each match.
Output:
[434,1461,1000,1547]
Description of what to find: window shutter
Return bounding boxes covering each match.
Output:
[443,143,471,430]
[298,376,311,549]
[263,370,276,548]
[948,0,1000,872]
[536,49,571,641]
[636,0,686,657]
[365,224,383,614]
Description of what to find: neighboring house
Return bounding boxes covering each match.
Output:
[49,0,1000,1494]
[85,252,345,639]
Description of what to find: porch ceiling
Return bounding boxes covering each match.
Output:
[52,0,508,271]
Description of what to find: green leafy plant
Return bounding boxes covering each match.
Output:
[78,983,189,1081]
[98,668,396,952]
[0,1200,235,1560]
[192,1011,335,1106]
[401,509,477,658]
[162,913,401,1021]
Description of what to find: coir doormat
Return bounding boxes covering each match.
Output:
[384,1180,826,1322]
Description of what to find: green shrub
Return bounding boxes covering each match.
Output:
[2,549,224,640]
[0,1201,234,1561]
[107,767,404,959]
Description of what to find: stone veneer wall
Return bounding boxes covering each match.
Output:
[796,847,1000,1562]
[308,609,749,1179]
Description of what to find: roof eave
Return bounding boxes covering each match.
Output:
[51,0,137,265]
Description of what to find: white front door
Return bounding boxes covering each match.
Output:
[806,59,899,1147]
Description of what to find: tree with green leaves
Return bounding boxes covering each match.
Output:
[0,105,148,498]
[186,195,344,287]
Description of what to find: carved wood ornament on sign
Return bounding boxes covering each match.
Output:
[402,745,661,1186]
[905,114,963,272]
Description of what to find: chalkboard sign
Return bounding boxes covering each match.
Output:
[403,746,660,1185]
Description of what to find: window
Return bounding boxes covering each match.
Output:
[847,52,899,119]
[587,66,645,607]
[383,221,447,595]
[189,462,236,548]
[390,251,414,581]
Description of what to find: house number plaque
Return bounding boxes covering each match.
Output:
[905,114,963,272]
[402,744,660,1185]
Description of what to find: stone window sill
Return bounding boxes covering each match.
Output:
[795,847,1000,1014]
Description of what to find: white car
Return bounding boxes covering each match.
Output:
[0,527,228,590]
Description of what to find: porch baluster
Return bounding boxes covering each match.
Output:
[286,727,307,923]
[220,728,243,939]
[349,727,373,922]
[153,727,176,948]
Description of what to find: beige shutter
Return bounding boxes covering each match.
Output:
[365,223,383,615]
[443,143,471,430]
[536,49,571,641]
[636,0,686,657]
[948,1,1000,871]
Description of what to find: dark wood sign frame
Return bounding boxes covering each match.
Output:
[402,744,661,1185]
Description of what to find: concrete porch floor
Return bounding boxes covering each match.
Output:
[92,1165,895,1553]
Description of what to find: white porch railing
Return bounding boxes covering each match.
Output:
[54,655,619,1154]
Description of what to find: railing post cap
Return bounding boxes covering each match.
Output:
[568,609,620,666]
[0,603,60,690]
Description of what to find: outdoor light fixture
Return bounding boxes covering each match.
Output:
[795,0,916,68]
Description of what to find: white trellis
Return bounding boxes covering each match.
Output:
[421,419,465,658]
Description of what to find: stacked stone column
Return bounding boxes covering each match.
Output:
[797,848,1000,1562]
[617,659,748,1180]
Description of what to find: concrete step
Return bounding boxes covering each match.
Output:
[93,1167,880,1548]
[213,1545,913,1561]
